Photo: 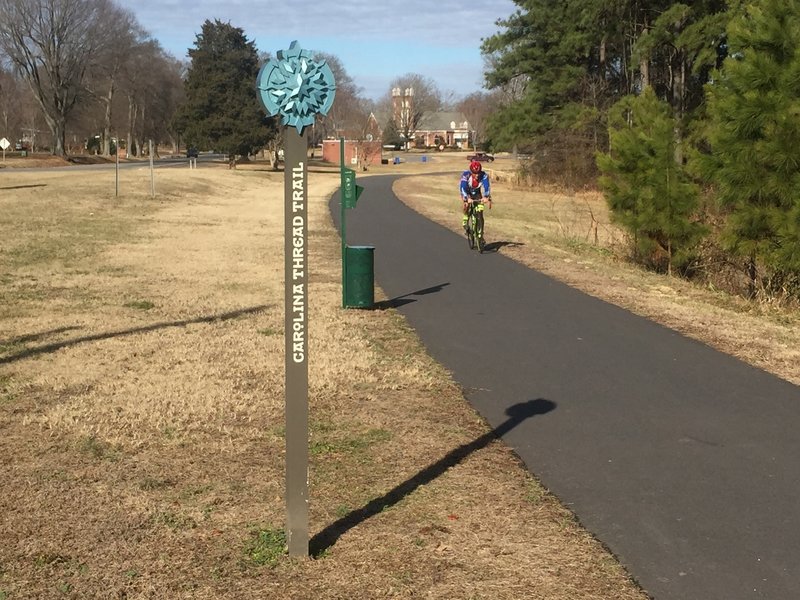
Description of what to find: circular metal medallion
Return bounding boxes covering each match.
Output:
[256,41,336,134]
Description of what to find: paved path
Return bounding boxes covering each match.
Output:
[330,173,800,600]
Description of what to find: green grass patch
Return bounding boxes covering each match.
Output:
[309,427,392,456]
[138,476,175,491]
[1,205,149,270]
[180,484,213,498]
[523,479,545,505]
[245,527,286,567]
[34,553,70,568]
[56,581,72,594]
[0,374,16,404]
[309,440,337,455]
[123,299,155,310]
[151,510,197,531]
[334,504,352,518]
[77,435,119,461]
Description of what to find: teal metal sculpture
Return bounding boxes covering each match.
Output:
[256,41,336,133]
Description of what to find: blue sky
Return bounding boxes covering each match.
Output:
[128,0,518,101]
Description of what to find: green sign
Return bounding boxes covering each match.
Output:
[342,168,363,209]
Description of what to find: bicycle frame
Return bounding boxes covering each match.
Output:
[465,199,486,253]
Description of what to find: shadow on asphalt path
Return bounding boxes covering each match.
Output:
[482,240,524,253]
[309,398,557,557]
[373,282,450,310]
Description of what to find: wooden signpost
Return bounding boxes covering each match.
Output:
[256,41,336,557]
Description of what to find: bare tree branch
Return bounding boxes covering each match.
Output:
[0,0,122,155]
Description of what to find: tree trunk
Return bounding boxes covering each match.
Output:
[639,15,650,90]
[127,97,136,157]
[747,253,758,299]
[53,121,66,156]
[673,58,687,165]
[640,51,650,89]
[102,79,115,156]
[599,35,606,74]
[42,112,67,156]
[138,105,147,156]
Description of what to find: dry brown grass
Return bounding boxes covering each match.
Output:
[394,156,800,386]
[0,158,647,599]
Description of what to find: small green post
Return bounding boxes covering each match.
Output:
[339,138,365,308]
[340,138,347,308]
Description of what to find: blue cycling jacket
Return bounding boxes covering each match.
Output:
[460,170,491,200]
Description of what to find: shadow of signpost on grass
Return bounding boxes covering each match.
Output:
[0,305,270,365]
[309,397,557,556]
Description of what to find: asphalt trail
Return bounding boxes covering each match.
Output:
[329,173,800,600]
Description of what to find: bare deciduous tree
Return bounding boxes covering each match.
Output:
[382,73,442,149]
[313,52,369,144]
[119,39,183,157]
[0,67,26,141]
[0,0,120,155]
[456,91,500,150]
[84,6,139,155]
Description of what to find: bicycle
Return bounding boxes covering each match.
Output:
[464,197,488,253]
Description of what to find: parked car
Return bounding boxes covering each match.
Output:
[467,152,494,162]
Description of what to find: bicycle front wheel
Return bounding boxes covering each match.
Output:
[476,212,485,253]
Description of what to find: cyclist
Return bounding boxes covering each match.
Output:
[460,159,492,233]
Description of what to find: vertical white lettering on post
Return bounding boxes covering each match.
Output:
[291,163,306,363]
[284,130,309,557]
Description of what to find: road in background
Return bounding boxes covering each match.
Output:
[0,152,225,173]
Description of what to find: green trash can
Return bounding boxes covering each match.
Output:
[345,245,374,308]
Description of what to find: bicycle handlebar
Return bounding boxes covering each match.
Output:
[462,197,492,206]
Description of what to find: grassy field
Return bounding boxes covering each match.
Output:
[0,158,650,599]
[2,150,797,599]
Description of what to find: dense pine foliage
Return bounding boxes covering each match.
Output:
[699,0,800,296]
[598,88,704,275]
[484,0,800,299]
[171,20,277,159]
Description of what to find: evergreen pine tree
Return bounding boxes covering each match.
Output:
[598,87,704,274]
[481,0,729,183]
[700,0,800,294]
[381,119,403,149]
[172,20,276,161]
[481,0,602,151]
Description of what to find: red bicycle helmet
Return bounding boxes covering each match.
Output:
[469,160,482,173]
